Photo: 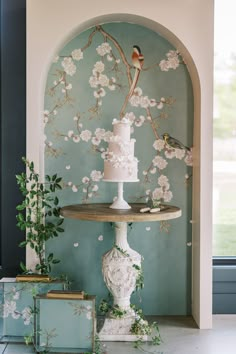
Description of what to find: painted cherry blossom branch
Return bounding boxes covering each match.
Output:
[96,25,132,87]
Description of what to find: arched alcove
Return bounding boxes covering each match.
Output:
[27,5,213,329]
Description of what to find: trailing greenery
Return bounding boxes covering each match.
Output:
[99,297,127,318]
[16,157,64,275]
[133,264,144,292]
[113,244,130,257]
[130,305,162,350]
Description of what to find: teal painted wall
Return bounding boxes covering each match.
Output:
[44,22,193,315]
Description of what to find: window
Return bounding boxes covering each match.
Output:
[213,0,236,260]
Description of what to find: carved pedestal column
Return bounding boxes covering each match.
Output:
[99,222,145,341]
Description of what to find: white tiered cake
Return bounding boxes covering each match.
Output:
[103,118,139,182]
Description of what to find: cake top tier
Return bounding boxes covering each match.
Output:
[112,118,131,142]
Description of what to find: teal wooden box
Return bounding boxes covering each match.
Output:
[34,294,96,353]
[0,277,67,342]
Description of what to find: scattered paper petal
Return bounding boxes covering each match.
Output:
[187,242,192,247]
[74,242,79,247]
[146,227,151,231]
[98,235,103,241]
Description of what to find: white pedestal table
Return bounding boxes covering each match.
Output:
[61,203,181,341]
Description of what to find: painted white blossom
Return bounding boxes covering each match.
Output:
[98,100,102,106]
[149,98,157,107]
[150,167,157,174]
[107,54,113,62]
[163,190,173,202]
[90,170,103,181]
[94,88,106,98]
[135,115,145,127]
[103,130,113,142]
[68,181,72,186]
[157,102,164,109]
[116,59,121,64]
[159,50,180,71]
[86,311,92,320]
[66,83,72,90]
[158,175,169,187]
[74,242,79,247]
[62,88,66,93]
[167,50,180,69]
[93,61,105,73]
[140,96,150,108]
[134,87,143,96]
[152,155,168,170]
[3,301,16,317]
[83,188,87,193]
[146,227,151,231]
[64,137,69,141]
[48,141,53,147]
[89,76,99,88]
[165,149,176,159]
[88,193,93,198]
[98,74,110,87]
[98,235,103,241]
[71,48,83,61]
[12,287,20,300]
[153,139,165,151]
[92,185,99,192]
[73,116,79,121]
[159,59,170,71]
[152,188,163,200]
[80,130,92,142]
[91,136,101,146]
[143,170,148,175]
[125,112,136,124]
[175,148,185,160]
[66,165,71,170]
[72,185,78,192]
[146,189,151,195]
[61,57,76,76]
[22,307,32,325]
[108,83,116,91]
[184,149,193,166]
[68,130,74,138]
[129,95,140,107]
[73,135,80,143]
[12,311,20,319]
[96,42,112,56]
[82,177,90,184]
[95,128,106,140]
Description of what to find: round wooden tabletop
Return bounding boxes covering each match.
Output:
[61,203,181,223]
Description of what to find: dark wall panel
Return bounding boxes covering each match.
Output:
[0,0,26,276]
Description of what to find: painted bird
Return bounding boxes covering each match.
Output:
[120,45,144,118]
[128,45,144,97]
[162,133,190,151]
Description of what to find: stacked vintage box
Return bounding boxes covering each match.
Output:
[0,277,67,343]
[34,291,96,353]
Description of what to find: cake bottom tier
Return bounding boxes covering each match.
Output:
[103,161,138,182]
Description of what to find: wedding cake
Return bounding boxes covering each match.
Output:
[103,118,139,182]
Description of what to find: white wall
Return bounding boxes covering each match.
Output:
[27,0,214,328]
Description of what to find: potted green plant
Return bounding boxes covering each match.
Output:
[16,157,64,276]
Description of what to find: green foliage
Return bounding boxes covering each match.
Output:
[16,157,64,275]
[130,305,162,350]
[99,297,127,318]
